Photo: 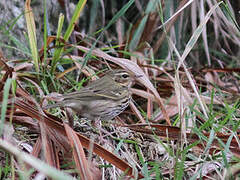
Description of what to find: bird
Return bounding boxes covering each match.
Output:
[44,69,138,122]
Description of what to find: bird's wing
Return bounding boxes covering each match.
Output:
[62,77,127,101]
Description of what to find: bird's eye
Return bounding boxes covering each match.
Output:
[122,73,129,78]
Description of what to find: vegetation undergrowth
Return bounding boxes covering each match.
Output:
[1,0,240,179]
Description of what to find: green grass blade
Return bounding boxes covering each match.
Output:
[0,79,13,135]
[24,1,39,73]
[51,0,86,73]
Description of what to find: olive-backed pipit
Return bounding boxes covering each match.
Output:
[44,69,138,121]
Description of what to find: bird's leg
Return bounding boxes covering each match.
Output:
[92,117,107,145]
